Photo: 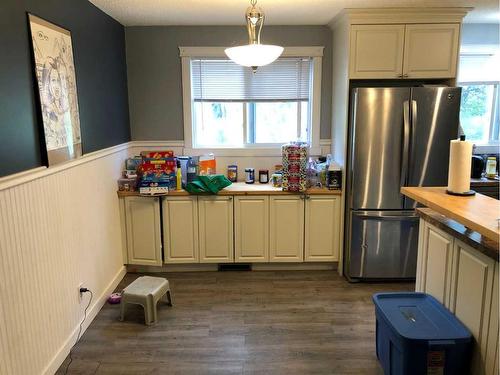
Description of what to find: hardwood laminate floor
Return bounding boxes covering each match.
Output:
[57,271,413,375]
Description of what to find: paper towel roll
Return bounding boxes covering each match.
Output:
[447,139,473,194]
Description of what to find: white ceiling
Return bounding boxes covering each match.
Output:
[90,0,499,26]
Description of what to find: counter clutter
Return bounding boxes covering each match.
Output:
[117,144,342,196]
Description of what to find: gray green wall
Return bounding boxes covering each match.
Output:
[461,23,499,46]
[125,26,333,141]
[0,0,130,177]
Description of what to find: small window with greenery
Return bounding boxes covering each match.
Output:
[458,53,499,148]
[180,47,323,153]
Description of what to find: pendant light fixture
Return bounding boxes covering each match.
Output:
[225,0,283,73]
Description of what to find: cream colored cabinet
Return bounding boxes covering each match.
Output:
[485,264,499,375]
[234,196,269,262]
[415,220,454,306]
[349,23,460,79]
[198,196,234,263]
[304,195,340,262]
[416,221,499,375]
[349,24,405,79]
[162,196,199,263]
[124,196,162,266]
[449,240,496,374]
[269,196,304,262]
[403,24,459,79]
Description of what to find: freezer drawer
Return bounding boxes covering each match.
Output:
[348,210,419,279]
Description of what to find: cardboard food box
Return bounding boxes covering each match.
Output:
[140,151,175,159]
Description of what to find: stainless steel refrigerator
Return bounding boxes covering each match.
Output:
[345,86,461,281]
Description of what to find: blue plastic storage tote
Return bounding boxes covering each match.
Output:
[373,292,472,375]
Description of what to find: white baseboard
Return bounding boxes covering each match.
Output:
[126,263,337,273]
[252,262,337,271]
[42,265,127,375]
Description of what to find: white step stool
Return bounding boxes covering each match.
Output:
[120,276,172,325]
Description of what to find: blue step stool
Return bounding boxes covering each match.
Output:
[373,292,472,375]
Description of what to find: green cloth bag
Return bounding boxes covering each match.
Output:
[185,175,232,194]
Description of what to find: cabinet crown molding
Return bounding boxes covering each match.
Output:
[329,7,471,27]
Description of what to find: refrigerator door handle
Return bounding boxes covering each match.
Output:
[401,100,411,192]
[410,99,418,175]
[355,212,419,220]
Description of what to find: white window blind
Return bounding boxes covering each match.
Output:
[458,53,500,83]
[191,58,312,102]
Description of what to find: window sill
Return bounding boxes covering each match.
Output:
[474,143,500,154]
[184,145,322,157]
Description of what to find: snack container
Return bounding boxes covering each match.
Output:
[140,150,175,159]
[199,154,216,175]
[117,178,137,192]
[282,142,308,192]
[125,157,142,171]
[227,165,238,182]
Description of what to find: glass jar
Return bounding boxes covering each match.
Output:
[486,157,497,178]
[259,169,269,183]
[245,168,255,184]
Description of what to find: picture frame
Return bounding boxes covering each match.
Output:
[28,13,82,166]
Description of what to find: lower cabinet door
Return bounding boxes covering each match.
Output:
[304,195,340,262]
[124,196,162,266]
[485,264,499,375]
[234,196,269,262]
[198,196,234,263]
[269,196,304,262]
[420,222,454,306]
[162,196,199,263]
[449,240,496,373]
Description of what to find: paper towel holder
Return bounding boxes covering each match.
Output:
[446,189,476,196]
[446,135,476,196]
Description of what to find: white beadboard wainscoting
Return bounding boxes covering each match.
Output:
[0,143,129,375]
[0,138,334,375]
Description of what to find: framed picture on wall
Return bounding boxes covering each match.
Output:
[28,14,82,166]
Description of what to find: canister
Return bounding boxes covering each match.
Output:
[259,169,269,183]
[227,165,238,182]
[271,173,282,187]
[245,168,255,184]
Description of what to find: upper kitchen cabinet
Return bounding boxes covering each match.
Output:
[341,8,469,80]
[349,25,405,79]
[402,24,459,79]
[349,23,460,79]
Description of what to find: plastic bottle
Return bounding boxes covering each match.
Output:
[187,157,198,184]
[176,160,182,191]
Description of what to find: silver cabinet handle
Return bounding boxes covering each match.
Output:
[228,196,233,200]
[403,74,409,78]
[397,74,403,78]
[306,195,311,200]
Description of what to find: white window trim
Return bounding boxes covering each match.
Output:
[458,79,500,152]
[180,46,324,156]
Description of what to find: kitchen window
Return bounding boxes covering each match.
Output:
[180,47,323,154]
[458,51,500,152]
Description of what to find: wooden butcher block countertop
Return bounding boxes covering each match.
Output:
[401,186,500,243]
[117,182,341,198]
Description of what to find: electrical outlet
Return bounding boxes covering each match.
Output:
[78,282,84,302]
